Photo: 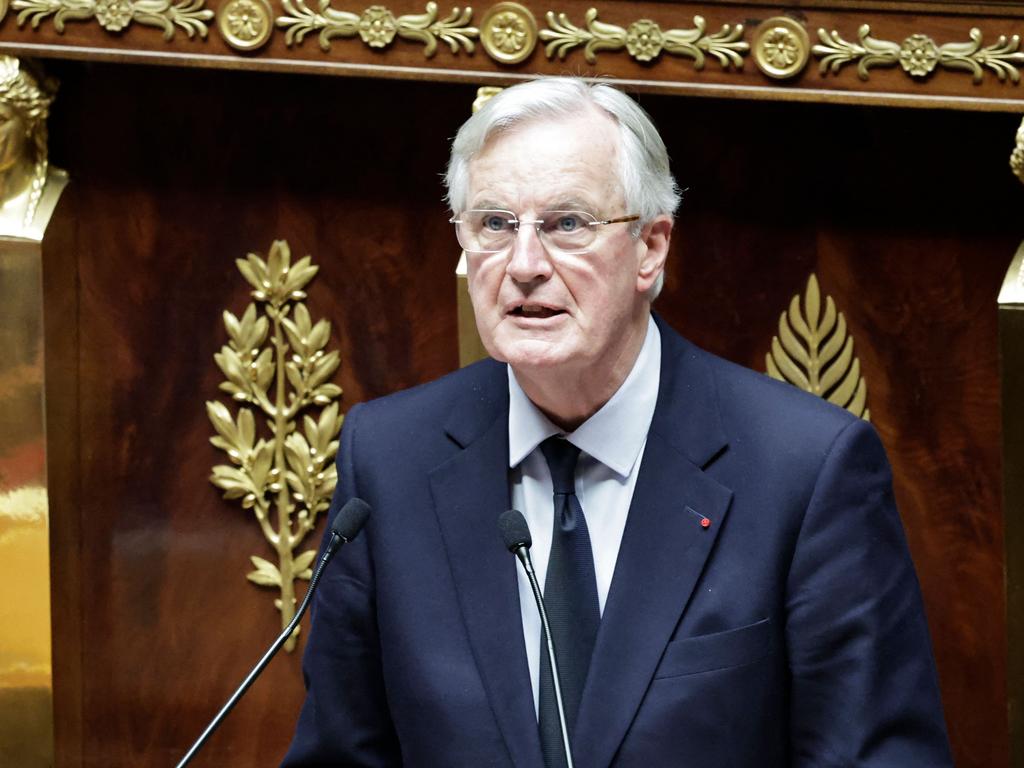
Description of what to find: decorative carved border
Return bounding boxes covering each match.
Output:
[276,0,477,56]
[540,9,747,68]
[3,0,1024,105]
[10,0,214,39]
[814,25,1024,83]
[273,2,750,67]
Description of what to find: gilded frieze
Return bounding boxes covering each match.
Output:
[814,25,1024,83]
[276,0,478,57]
[766,274,870,421]
[207,240,344,652]
[10,0,213,38]
[541,9,748,68]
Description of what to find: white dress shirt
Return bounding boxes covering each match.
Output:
[507,315,662,713]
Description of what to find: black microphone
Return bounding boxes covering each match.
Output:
[175,497,371,768]
[498,509,574,768]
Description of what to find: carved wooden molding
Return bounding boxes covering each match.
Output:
[2,0,1024,111]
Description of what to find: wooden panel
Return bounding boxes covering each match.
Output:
[40,61,1018,766]
[43,63,466,767]
[652,96,1017,768]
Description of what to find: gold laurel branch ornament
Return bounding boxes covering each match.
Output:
[207,240,344,652]
[540,8,747,68]
[11,0,214,39]
[813,25,1024,83]
[1012,116,1024,186]
[276,0,478,57]
[766,273,870,420]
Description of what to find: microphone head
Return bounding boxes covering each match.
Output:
[498,509,532,552]
[331,498,371,542]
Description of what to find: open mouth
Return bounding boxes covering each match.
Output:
[510,305,565,319]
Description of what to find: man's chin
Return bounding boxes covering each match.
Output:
[495,339,574,373]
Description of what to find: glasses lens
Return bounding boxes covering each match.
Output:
[455,209,516,253]
[538,211,597,253]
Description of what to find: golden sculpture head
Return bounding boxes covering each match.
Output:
[0,57,53,170]
[0,57,56,232]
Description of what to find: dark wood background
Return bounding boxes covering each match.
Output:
[40,61,1022,766]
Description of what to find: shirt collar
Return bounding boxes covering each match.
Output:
[507,315,661,477]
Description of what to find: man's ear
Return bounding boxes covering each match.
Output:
[636,216,673,293]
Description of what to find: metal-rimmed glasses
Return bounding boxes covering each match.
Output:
[450,209,641,255]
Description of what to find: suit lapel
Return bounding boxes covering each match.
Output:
[429,364,544,768]
[573,321,735,768]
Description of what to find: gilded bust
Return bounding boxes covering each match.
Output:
[0,57,67,242]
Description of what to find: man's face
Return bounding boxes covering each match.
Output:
[464,110,668,378]
[0,104,27,175]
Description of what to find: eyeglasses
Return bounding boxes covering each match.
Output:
[450,209,641,255]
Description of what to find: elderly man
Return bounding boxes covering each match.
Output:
[283,77,952,767]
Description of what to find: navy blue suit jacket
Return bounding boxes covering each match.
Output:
[282,319,952,767]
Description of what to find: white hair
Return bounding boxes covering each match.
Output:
[444,77,681,299]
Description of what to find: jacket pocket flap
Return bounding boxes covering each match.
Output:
[653,618,772,679]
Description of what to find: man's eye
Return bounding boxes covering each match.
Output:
[482,215,510,232]
[552,214,584,232]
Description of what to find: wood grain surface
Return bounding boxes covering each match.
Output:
[38,61,1021,766]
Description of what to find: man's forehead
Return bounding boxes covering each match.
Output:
[475,106,618,156]
[466,110,623,207]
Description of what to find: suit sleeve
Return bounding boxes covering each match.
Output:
[785,417,953,766]
[281,402,402,767]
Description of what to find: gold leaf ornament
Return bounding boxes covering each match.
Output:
[540,9,747,68]
[813,24,1024,83]
[247,555,283,587]
[276,0,478,56]
[11,0,214,38]
[208,240,345,651]
[766,274,870,420]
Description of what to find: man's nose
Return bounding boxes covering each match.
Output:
[505,223,552,283]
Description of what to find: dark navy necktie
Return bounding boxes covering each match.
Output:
[537,436,601,768]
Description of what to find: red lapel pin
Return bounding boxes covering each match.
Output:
[686,506,712,529]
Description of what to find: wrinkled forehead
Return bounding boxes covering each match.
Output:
[467,109,625,211]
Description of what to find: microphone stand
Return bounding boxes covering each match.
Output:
[511,542,575,768]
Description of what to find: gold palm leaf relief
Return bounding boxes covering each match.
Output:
[207,239,344,651]
[765,273,870,421]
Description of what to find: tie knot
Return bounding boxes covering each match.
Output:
[540,436,581,495]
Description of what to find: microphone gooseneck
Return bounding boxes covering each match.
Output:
[498,509,574,768]
[175,497,372,768]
